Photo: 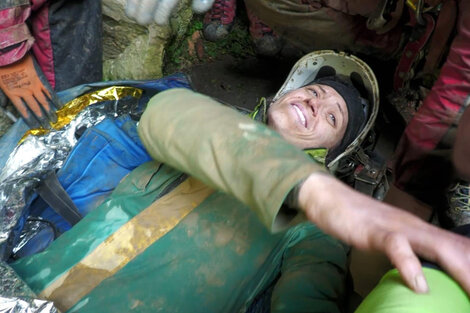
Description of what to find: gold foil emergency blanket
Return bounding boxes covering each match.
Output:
[21,87,143,142]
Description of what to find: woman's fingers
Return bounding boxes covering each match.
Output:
[428,232,470,295]
[379,231,428,293]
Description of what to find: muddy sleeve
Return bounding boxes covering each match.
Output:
[0,1,35,66]
[137,88,326,232]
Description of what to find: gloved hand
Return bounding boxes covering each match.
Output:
[126,0,215,25]
[0,53,60,129]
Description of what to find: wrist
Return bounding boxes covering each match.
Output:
[297,171,334,222]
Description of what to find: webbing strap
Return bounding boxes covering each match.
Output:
[35,172,82,226]
[393,11,435,90]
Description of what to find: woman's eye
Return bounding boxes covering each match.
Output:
[309,89,318,97]
[328,113,336,126]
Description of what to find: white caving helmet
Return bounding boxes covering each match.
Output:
[273,50,380,176]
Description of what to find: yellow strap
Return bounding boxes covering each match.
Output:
[39,176,213,312]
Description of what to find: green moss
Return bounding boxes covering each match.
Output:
[163,15,255,75]
[202,19,255,59]
[188,20,204,35]
[169,0,195,41]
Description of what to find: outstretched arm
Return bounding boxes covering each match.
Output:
[138,88,470,295]
[138,88,323,231]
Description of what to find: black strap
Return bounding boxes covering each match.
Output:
[353,150,388,199]
[35,172,82,226]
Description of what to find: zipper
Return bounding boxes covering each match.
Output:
[154,173,188,201]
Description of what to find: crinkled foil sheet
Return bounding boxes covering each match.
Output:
[12,218,54,257]
[0,262,57,313]
[0,86,142,313]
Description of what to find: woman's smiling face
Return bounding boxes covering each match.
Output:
[267,84,349,149]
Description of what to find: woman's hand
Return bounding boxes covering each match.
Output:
[298,172,470,294]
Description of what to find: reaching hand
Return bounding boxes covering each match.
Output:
[125,0,215,25]
[298,172,470,295]
[0,53,59,129]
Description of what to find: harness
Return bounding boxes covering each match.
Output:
[394,0,457,91]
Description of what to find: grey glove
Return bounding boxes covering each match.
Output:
[126,0,215,25]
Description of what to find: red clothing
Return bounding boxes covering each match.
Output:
[393,0,470,205]
[0,0,102,91]
[0,1,53,84]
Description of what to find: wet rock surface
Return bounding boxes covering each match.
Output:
[188,55,293,110]
[102,0,194,80]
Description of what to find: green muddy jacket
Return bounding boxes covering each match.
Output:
[11,89,348,313]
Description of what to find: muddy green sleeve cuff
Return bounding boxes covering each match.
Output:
[355,267,470,313]
[138,88,324,232]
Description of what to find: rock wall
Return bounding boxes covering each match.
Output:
[102,0,194,80]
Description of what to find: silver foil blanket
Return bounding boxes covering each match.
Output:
[0,262,57,313]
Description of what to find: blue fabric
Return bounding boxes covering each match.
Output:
[29,115,152,233]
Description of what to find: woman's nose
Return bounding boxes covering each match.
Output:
[306,98,318,117]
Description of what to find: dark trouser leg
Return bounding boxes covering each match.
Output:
[31,0,103,91]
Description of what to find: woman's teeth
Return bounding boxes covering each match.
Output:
[293,104,306,127]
